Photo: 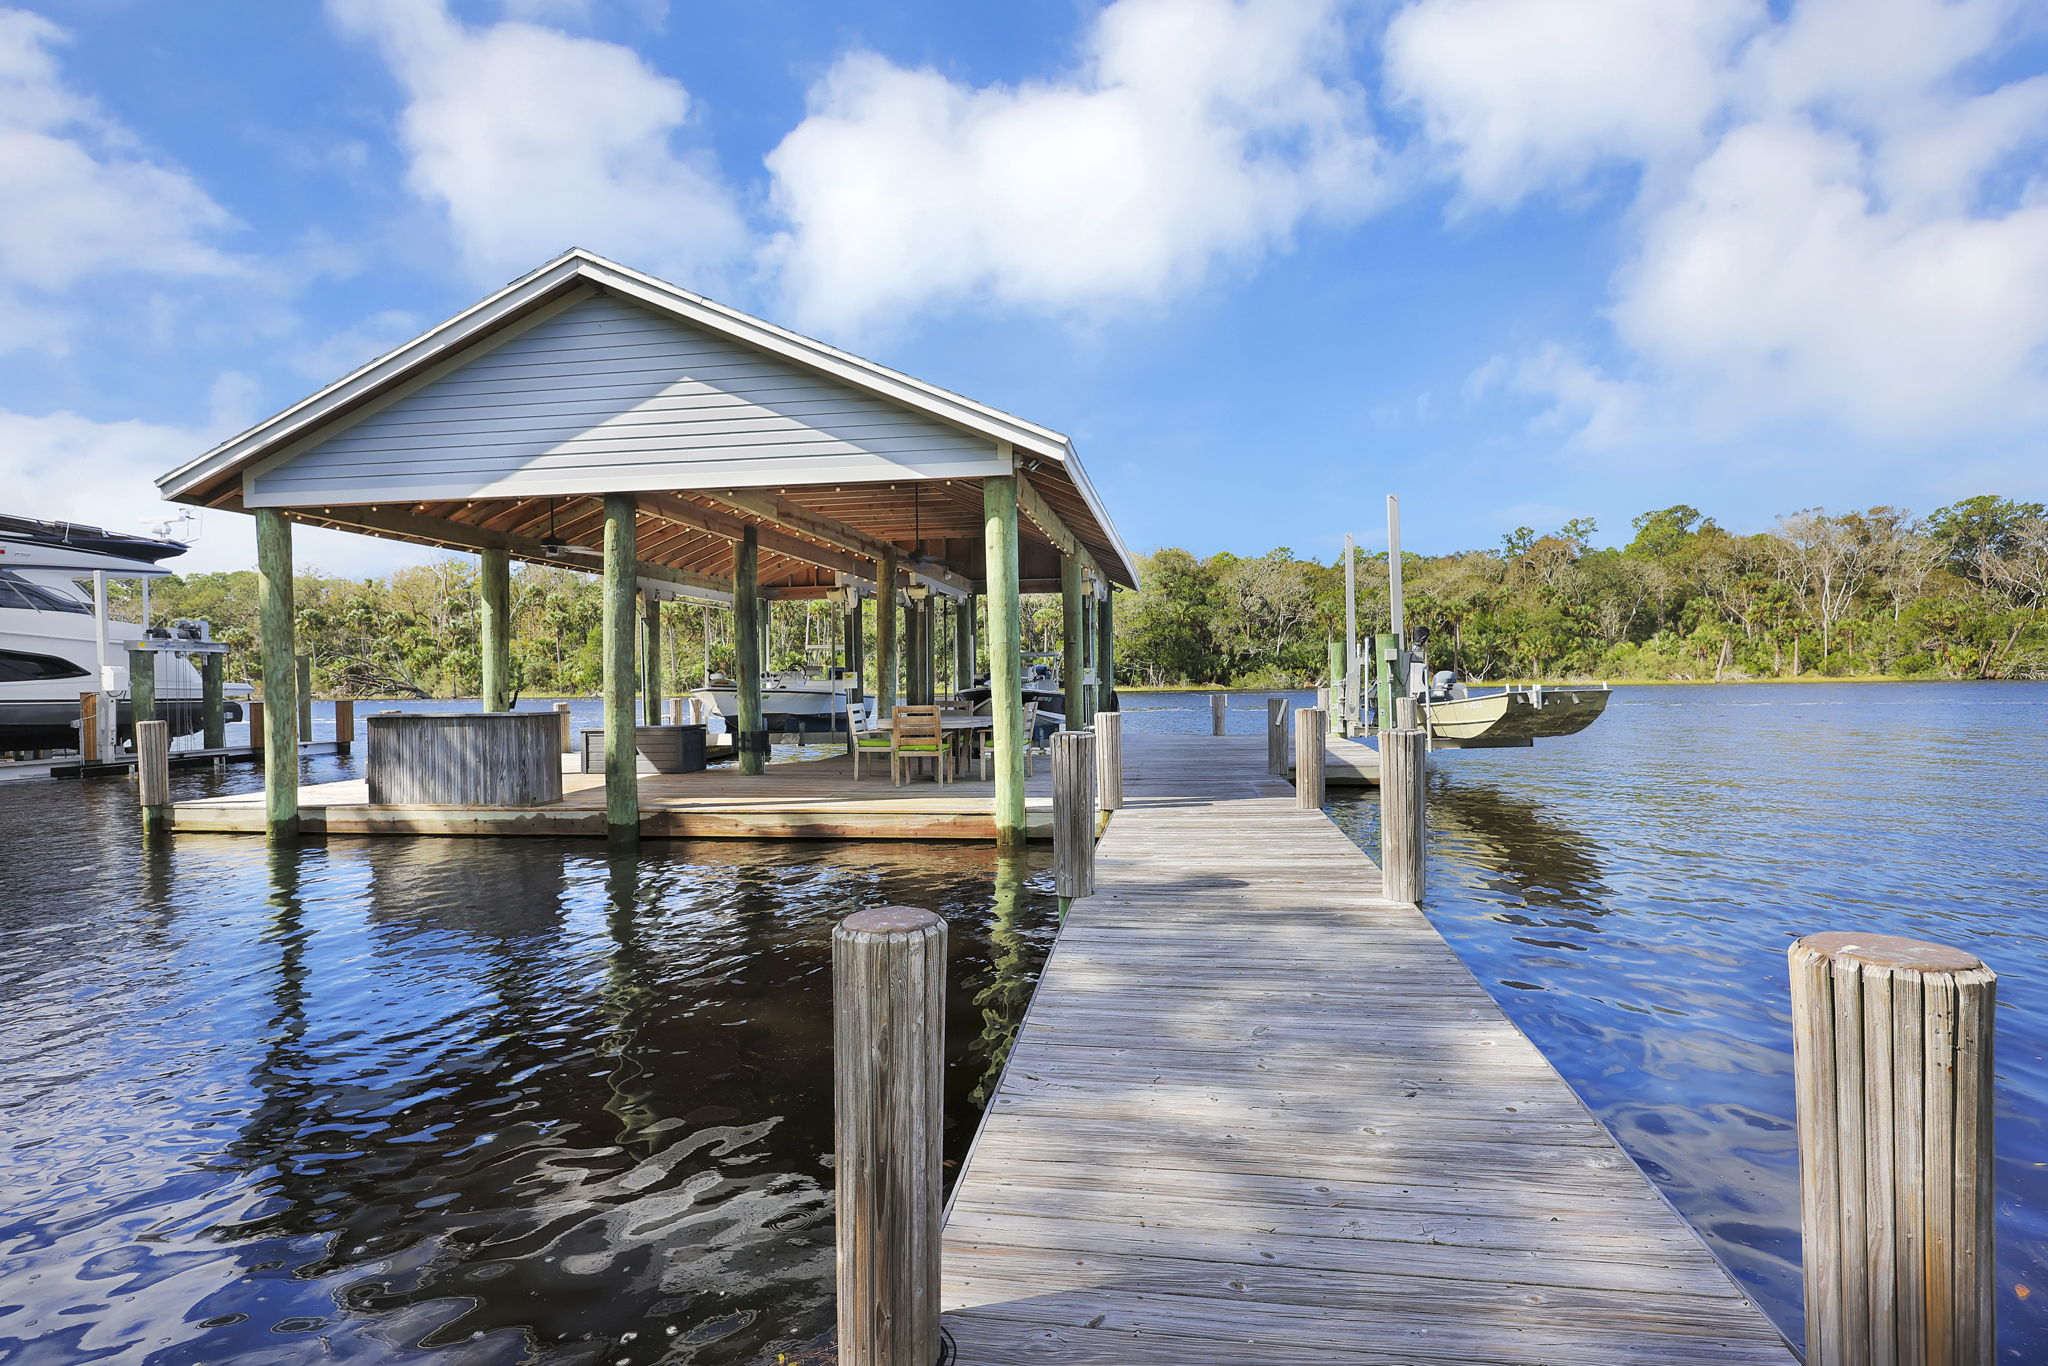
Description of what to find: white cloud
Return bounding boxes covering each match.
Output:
[764,0,1383,334]
[1399,0,2048,447]
[1613,120,2048,438]
[1384,0,1760,206]
[0,8,239,352]
[329,0,745,285]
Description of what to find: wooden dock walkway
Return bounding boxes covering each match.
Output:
[940,732,1795,1364]
[166,750,1056,840]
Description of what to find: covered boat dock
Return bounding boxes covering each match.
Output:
[154,249,1137,845]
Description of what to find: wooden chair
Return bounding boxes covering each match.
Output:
[1022,700,1050,775]
[979,700,1039,780]
[850,700,891,781]
[891,705,955,785]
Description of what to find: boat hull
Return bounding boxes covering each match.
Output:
[1422,686,1611,748]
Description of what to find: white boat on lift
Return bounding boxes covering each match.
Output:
[0,513,242,754]
[690,666,868,732]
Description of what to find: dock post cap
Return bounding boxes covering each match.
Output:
[1792,931,1985,975]
[840,906,944,936]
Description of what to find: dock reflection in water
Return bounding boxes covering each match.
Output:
[1327,681,2048,1358]
[0,763,1055,1365]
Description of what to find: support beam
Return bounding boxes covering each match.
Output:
[846,592,866,719]
[698,488,973,595]
[1096,592,1115,709]
[255,507,298,842]
[984,477,1026,850]
[956,591,977,688]
[201,652,225,749]
[734,527,766,775]
[1016,472,1103,582]
[641,593,662,725]
[638,491,874,582]
[876,548,898,719]
[480,545,511,711]
[1061,555,1086,728]
[282,505,730,599]
[128,647,156,724]
[602,494,639,833]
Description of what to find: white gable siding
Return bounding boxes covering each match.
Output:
[244,292,1009,507]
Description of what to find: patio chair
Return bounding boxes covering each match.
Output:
[850,702,891,781]
[979,700,1039,780]
[892,705,955,785]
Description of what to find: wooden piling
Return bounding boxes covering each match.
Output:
[1053,730,1097,902]
[1094,710,1123,812]
[1790,932,1997,1366]
[255,507,298,841]
[128,647,156,724]
[201,652,225,750]
[734,527,765,776]
[480,545,511,712]
[296,653,313,734]
[245,698,263,752]
[332,698,354,755]
[641,593,663,725]
[1210,692,1226,735]
[135,719,169,838]
[601,494,640,832]
[1327,638,1346,735]
[1062,556,1086,729]
[834,906,946,1366]
[1294,706,1325,810]
[876,548,898,719]
[554,701,573,754]
[983,477,1026,852]
[1380,725,1426,903]
[1267,696,1289,776]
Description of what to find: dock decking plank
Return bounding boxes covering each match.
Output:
[940,733,1795,1364]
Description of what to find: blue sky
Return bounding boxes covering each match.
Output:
[5,0,2046,575]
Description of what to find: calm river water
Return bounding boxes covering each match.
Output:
[3,683,2043,1361]
[0,720,1054,1365]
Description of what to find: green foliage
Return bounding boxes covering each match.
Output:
[141,499,2048,695]
[1114,501,2048,685]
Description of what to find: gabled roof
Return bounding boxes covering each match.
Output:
[156,249,1136,586]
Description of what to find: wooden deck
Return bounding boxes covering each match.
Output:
[941,733,1795,1364]
[166,751,1054,840]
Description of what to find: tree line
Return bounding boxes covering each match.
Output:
[140,495,2047,697]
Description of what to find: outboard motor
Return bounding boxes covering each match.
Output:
[1430,670,1458,702]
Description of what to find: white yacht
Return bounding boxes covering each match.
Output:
[0,514,237,753]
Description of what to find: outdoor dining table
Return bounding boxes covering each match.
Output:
[865,714,995,777]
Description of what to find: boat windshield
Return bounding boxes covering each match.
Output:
[0,570,90,614]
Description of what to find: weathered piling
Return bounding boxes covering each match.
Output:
[201,653,225,750]
[834,906,946,1366]
[1267,696,1290,776]
[1053,730,1097,902]
[245,699,264,753]
[554,701,573,754]
[1210,693,1226,736]
[1789,932,1996,1366]
[128,647,156,723]
[1327,639,1346,735]
[666,696,683,726]
[296,653,313,734]
[1379,723,1427,904]
[332,699,354,755]
[1294,706,1325,810]
[135,719,169,838]
[1094,709,1123,812]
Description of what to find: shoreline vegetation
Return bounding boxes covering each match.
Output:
[126,497,2046,698]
